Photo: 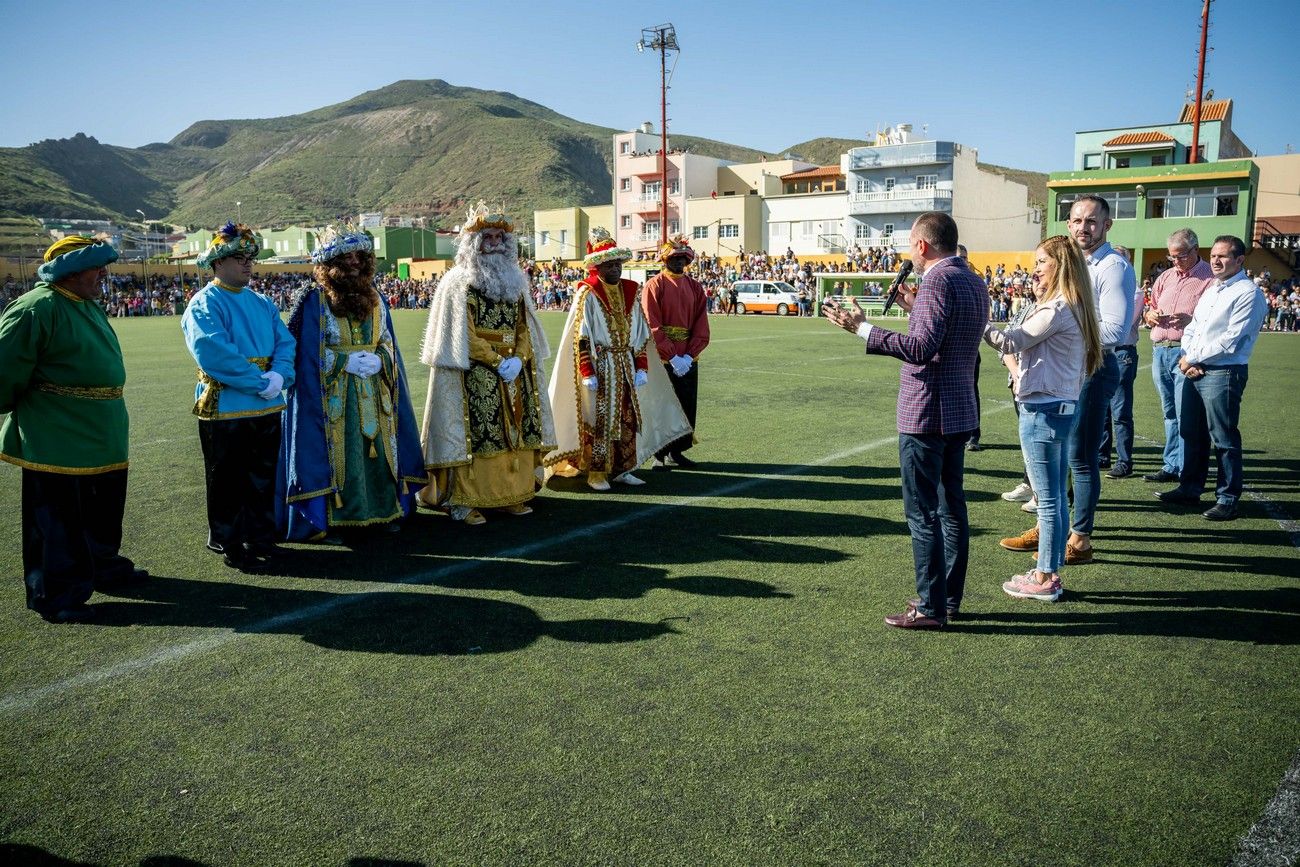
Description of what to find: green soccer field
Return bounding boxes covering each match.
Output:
[1,311,1297,865]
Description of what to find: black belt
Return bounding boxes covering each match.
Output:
[1115,344,1137,350]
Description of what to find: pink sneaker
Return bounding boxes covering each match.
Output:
[1002,571,1062,602]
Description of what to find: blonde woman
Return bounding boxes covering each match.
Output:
[983,236,1103,602]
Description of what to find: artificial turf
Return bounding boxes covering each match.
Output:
[0,311,1296,865]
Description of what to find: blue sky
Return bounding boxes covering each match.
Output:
[1,0,1295,173]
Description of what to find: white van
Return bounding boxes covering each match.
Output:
[729,280,800,315]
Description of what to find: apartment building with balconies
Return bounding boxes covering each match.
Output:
[613,124,735,256]
[845,126,1039,254]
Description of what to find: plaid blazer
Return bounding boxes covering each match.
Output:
[865,257,988,435]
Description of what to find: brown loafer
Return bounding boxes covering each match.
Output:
[1065,541,1093,565]
[884,607,946,629]
[908,598,960,619]
[1000,526,1039,552]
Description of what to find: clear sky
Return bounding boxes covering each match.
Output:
[1,0,1296,173]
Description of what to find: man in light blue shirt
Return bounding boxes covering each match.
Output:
[1156,235,1267,520]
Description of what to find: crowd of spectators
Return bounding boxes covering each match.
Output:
[5,252,1298,331]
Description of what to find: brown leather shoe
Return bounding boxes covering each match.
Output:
[908,598,960,619]
[1065,540,1093,565]
[884,607,946,629]
[1000,526,1039,552]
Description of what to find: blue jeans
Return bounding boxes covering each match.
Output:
[1020,401,1079,574]
[1100,345,1138,465]
[1178,365,1248,504]
[898,432,970,617]
[1151,344,1186,474]
[1068,351,1120,535]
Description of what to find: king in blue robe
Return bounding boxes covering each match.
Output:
[276,228,425,541]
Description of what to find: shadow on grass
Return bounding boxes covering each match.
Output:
[92,578,678,656]
[959,587,1300,644]
[0,846,427,867]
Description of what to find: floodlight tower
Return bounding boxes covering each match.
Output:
[637,23,679,244]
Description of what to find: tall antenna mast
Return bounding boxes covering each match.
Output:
[1189,0,1211,164]
[639,24,679,247]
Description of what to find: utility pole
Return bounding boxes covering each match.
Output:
[1189,0,1211,164]
[639,24,679,248]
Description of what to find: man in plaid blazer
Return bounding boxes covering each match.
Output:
[825,212,988,629]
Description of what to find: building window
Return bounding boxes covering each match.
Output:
[884,177,895,192]
[719,224,739,239]
[621,215,632,228]
[620,178,631,191]
[668,220,680,234]
[373,236,381,251]
[917,174,938,190]
[692,225,709,239]
[559,229,567,248]
[1151,154,1167,166]
[882,223,895,238]
[1146,186,1238,219]
[855,178,869,194]
[1083,153,1101,170]
[770,222,788,239]
[297,238,304,251]
[620,141,629,154]
[800,221,816,239]
[1114,156,1131,169]
[642,181,660,196]
[668,179,680,195]
[540,230,549,247]
[855,224,870,240]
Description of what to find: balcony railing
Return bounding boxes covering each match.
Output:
[848,231,910,250]
[636,232,662,243]
[848,188,952,214]
[847,142,954,170]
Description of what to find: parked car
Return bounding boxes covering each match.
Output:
[730,280,800,315]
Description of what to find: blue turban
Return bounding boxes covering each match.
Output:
[37,237,119,284]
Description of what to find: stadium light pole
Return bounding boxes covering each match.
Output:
[638,23,679,251]
[136,209,148,290]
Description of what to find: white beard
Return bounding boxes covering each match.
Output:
[455,230,528,303]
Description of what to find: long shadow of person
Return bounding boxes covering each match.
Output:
[91,578,677,657]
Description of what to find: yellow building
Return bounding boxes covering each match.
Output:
[683,193,763,258]
[533,204,613,263]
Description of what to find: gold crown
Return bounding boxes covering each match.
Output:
[464,200,514,234]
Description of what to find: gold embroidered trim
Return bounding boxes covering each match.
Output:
[32,382,123,400]
[0,454,128,474]
[194,356,273,419]
[51,284,85,303]
[662,325,690,341]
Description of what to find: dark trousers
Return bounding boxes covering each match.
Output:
[1100,344,1138,465]
[898,432,970,617]
[198,414,282,553]
[968,352,982,444]
[1178,364,1248,505]
[656,361,699,458]
[22,468,134,616]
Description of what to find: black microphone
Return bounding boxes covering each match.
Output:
[882,260,914,316]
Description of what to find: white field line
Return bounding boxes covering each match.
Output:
[1230,748,1300,867]
[0,426,918,715]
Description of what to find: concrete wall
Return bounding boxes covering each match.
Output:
[951,150,1042,252]
[1252,155,1300,220]
[684,196,761,257]
[764,192,848,256]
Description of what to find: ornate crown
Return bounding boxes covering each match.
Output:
[311,223,374,264]
[463,200,514,234]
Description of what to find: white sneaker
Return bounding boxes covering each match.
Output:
[587,478,611,491]
[1002,482,1034,502]
[614,472,646,486]
[1021,495,1038,513]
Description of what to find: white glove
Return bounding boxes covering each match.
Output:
[497,356,524,383]
[634,369,648,388]
[345,351,381,377]
[582,376,598,391]
[257,371,284,400]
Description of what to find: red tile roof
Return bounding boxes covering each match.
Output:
[1103,131,1177,147]
[1179,99,1231,123]
[780,165,843,181]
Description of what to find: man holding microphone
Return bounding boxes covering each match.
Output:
[824,213,988,629]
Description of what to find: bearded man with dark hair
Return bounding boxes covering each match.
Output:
[418,202,556,525]
[276,226,425,541]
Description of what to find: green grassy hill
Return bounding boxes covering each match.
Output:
[1,79,772,229]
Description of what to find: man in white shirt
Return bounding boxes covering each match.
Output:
[1156,235,1268,521]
